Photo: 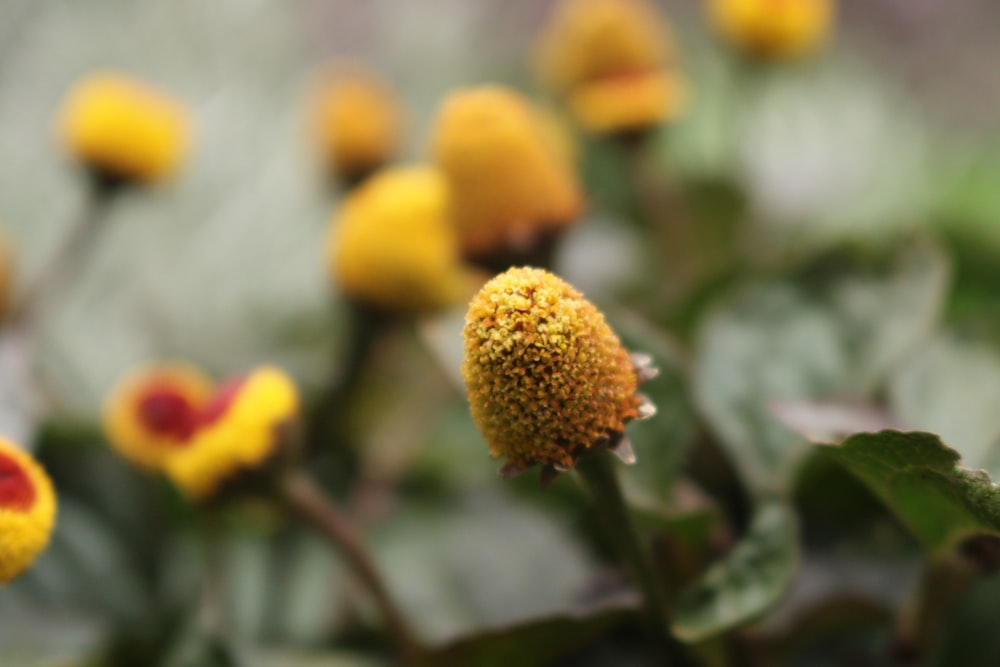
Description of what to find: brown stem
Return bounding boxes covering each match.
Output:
[278,469,422,662]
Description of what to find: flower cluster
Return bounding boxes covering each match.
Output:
[104,364,299,501]
[0,437,57,584]
[536,0,687,136]
[462,267,655,482]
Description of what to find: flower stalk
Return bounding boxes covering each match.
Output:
[278,469,422,662]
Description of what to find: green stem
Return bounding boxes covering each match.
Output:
[892,553,976,664]
[576,451,694,666]
[12,177,115,326]
[278,469,422,663]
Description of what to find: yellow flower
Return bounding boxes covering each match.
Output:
[431,86,582,264]
[568,70,688,134]
[708,0,834,60]
[535,0,684,134]
[462,267,651,480]
[328,166,471,314]
[166,367,299,501]
[58,72,192,185]
[0,437,57,584]
[311,62,403,186]
[102,363,214,470]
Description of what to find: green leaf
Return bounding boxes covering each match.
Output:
[822,431,1000,552]
[672,501,799,643]
[889,335,1000,478]
[412,596,639,667]
[694,240,947,492]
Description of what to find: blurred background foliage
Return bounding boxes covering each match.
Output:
[4,0,1000,666]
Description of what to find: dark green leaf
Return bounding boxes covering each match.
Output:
[672,501,799,642]
[822,431,1000,552]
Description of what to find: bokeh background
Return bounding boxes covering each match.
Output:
[4,1,1000,666]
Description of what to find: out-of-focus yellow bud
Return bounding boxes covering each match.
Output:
[0,437,57,584]
[311,62,403,187]
[432,86,582,266]
[328,166,472,314]
[708,0,834,60]
[166,367,299,501]
[102,363,214,470]
[463,267,654,482]
[58,72,192,186]
[568,70,688,134]
[535,0,684,136]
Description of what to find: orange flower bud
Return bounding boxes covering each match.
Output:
[462,267,655,483]
[311,62,403,187]
[432,87,582,267]
[58,72,192,186]
[0,437,57,583]
[708,0,834,60]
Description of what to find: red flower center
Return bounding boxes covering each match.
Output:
[137,383,200,444]
[197,377,247,429]
[0,451,36,512]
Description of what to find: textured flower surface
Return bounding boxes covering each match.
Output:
[328,166,471,314]
[58,72,191,185]
[463,267,653,481]
[432,86,582,262]
[709,0,834,60]
[166,367,299,501]
[0,437,57,584]
[102,363,214,470]
[311,61,403,185]
[535,0,684,134]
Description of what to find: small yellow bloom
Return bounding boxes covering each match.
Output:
[166,367,299,501]
[102,363,214,470]
[58,72,192,185]
[311,62,403,186]
[568,70,688,134]
[0,437,57,584]
[432,87,582,264]
[328,166,471,314]
[535,0,684,134]
[709,0,834,60]
[462,267,645,477]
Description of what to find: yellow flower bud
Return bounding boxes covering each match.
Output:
[166,367,299,501]
[463,267,654,481]
[708,0,834,60]
[311,62,403,186]
[58,72,192,186]
[537,0,672,92]
[0,437,57,584]
[568,70,688,134]
[102,363,214,470]
[327,166,473,314]
[432,87,582,265]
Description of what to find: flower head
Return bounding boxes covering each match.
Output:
[102,363,214,470]
[58,72,192,186]
[431,86,582,266]
[536,0,685,135]
[0,437,57,584]
[311,62,403,187]
[462,267,655,483]
[166,367,299,501]
[328,166,472,315]
[708,0,834,60]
